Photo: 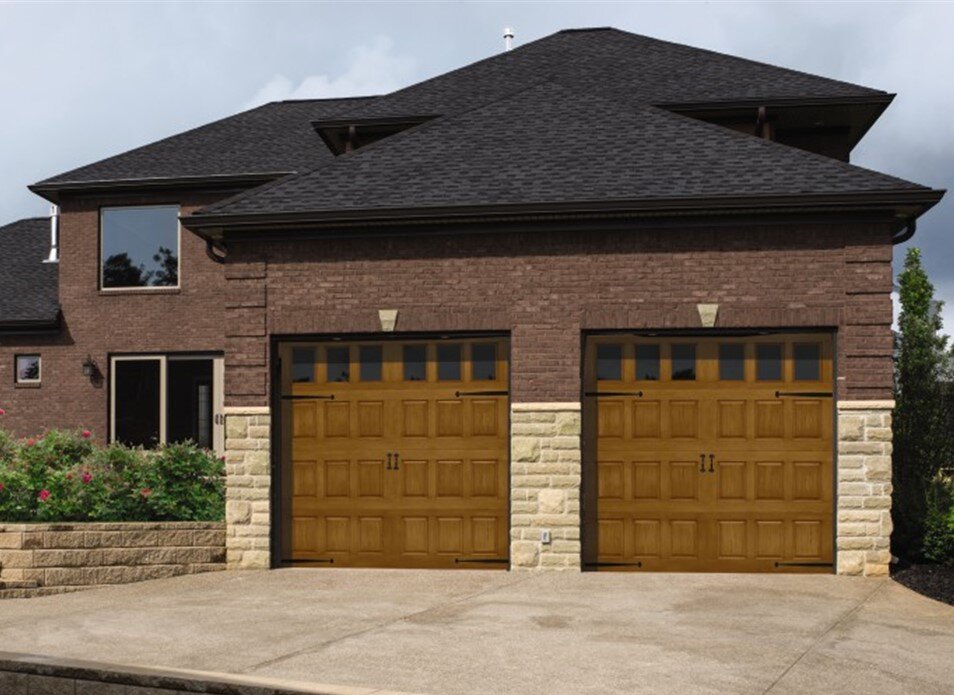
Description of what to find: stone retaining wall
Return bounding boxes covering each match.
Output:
[836,400,895,577]
[510,403,582,571]
[224,406,272,569]
[0,651,370,695]
[0,522,225,588]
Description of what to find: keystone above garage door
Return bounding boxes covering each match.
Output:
[584,333,834,573]
[277,337,510,569]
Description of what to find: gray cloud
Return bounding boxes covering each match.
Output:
[2,1,950,329]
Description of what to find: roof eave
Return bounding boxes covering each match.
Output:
[181,188,945,241]
[28,172,294,204]
[0,312,62,335]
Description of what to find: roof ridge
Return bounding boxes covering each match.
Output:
[276,95,379,104]
[352,30,564,107]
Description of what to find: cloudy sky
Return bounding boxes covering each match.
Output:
[1,1,951,329]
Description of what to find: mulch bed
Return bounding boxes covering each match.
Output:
[891,562,954,606]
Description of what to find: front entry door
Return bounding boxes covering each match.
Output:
[280,337,510,568]
[585,334,834,572]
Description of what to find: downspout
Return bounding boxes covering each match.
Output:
[205,238,228,264]
[891,217,916,245]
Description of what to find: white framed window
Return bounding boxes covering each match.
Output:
[110,354,224,453]
[100,205,180,290]
[15,354,41,384]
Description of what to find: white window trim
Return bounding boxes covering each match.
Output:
[99,204,182,292]
[110,354,224,454]
[14,354,41,384]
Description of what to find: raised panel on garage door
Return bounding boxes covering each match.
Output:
[281,338,510,568]
[586,334,833,573]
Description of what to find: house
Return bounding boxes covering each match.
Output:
[0,28,944,576]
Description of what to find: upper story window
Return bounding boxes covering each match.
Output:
[100,206,180,289]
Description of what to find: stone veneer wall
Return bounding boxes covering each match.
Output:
[510,403,582,570]
[836,400,895,577]
[224,407,272,569]
[0,522,224,588]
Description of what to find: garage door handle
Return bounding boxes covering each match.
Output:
[393,453,400,471]
[709,454,715,473]
[386,453,393,470]
[699,454,706,473]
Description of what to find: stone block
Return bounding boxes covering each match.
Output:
[121,530,160,547]
[76,681,125,695]
[0,532,23,549]
[512,438,540,463]
[511,541,539,569]
[239,550,270,568]
[226,416,248,439]
[836,551,864,576]
[555,412,582,435]
[537,489,566,514]
[839,416,864,441]
[0,550,33,568]
[42,531,86,549]
[0,671,28,695]
[226,500,252,524]
[18,674,74,695]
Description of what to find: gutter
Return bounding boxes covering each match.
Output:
[0,313,62,336]
[891,217,917,245]
[180,188,946,241]
[28,172,294,204]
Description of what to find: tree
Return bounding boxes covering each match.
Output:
[893,247,954,558]
[102,252,145,288]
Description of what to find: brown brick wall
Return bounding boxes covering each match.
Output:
[0,190,229,440]
[224,220,896,406]
[1,214,896,433]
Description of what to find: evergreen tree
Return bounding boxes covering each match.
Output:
[893,247,953,558]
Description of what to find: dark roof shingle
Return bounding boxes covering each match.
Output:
[32,97,372,188]
[328,27,887,122]
[196,81,925,219]
[0,217,59,328]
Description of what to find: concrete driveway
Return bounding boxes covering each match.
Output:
[0,570,951,695]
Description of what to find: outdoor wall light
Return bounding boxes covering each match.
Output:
[82,356,97,378]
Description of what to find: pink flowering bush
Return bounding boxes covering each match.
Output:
[0,429,224,522]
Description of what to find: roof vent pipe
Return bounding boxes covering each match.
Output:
[44,204,59,263]
[503,27,514,51]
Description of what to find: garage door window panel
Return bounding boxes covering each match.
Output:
[671,344,696,381]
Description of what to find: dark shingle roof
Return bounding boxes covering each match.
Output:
[195,81,926,219]
[33,28,887,193]
[0,218,59,329]
[328,27,887,122]
[32,97,372,188]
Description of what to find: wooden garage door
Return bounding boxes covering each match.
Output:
[586,334,833,572]
[279,338,510,568]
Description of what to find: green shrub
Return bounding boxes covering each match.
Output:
[0,429,224,522]
[922,474,954,565]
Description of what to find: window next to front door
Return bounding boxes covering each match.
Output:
[110,355,224,453]
[100,206,180,289]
